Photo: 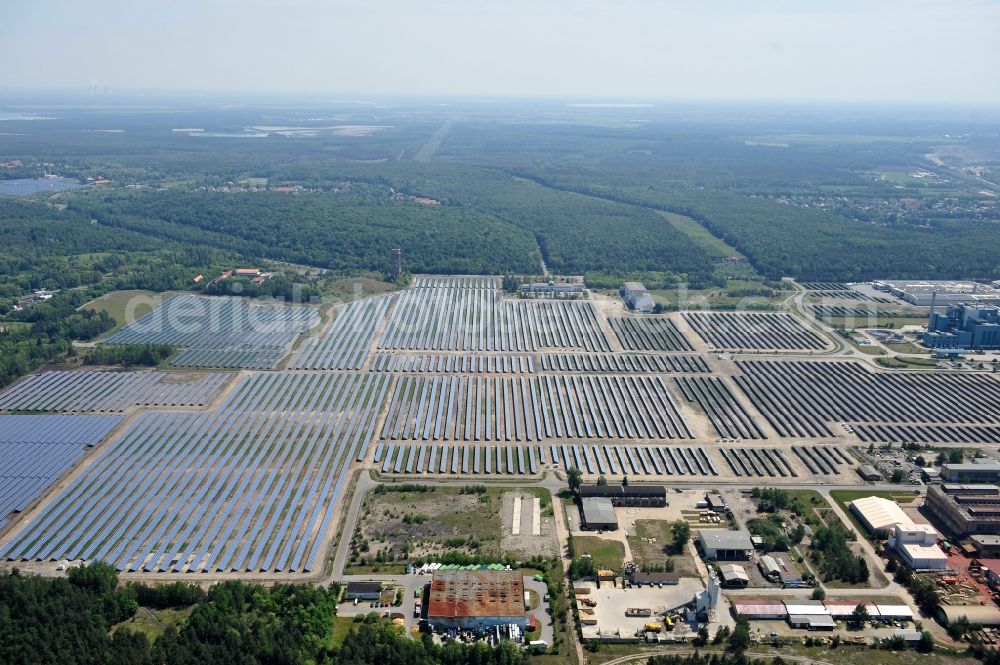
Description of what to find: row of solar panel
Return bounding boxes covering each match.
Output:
[380,287,611,352]
[370,353,535,374]
[0,370,230,413]
[0,372,389,574]
[105,295,318,369]
[379,374,692,442]
[0,415,122,520]
[734,359,1000,438]
[373,443,723,477]
[538,353,709,374]
[289,296,393,370]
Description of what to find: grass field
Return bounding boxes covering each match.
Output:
[80,289,177,332]
[659,211,745,259]
[572,536,625,573]
[112,606,193,640]
[627,520,699,576]
[346,485,504,574]
[887,342,931,355]
[823,317,926,330]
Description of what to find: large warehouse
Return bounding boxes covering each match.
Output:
[579,497,618,531]
[698,530,754,560]
[427,570,528,631]
[874,280,1000,307]
[849,496,911,537]
[925,484,1000,537]
[579,484,667,507]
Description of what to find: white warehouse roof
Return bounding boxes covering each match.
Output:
[850,496,911,532]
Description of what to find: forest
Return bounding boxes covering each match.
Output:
[0,564,528,665]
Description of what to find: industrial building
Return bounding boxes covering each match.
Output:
[971,534,1000,558]
[718,563,750,588]
[427,570,528,631]
[939,464,1000,484]
[874,280,1000,307]
[519,281,585,295]
[887,523,947,569]
[345,581,383,601]
[578,484,667,507]
[734,599,909,624]
[924,303,1000,350]
[938,604,1000,628]
[849,496,912,537]
[698,530,754,560]
[579,497,618,531]
[857,465,882,482]
[925,484,1000,538]
[758,555,781,581]
[620,282,655,313]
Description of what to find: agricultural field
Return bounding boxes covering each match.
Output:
[80,290,176,332]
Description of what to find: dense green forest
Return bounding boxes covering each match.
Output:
[2,102,999,290]
[0,564,528,665]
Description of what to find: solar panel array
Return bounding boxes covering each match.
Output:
[674,376,766,440]
[684,312,826,350]
[0,370,230,412]
[0,415,121,521]
[1,371,390,573]
[104,295,318,369]
[371,353,535,373]
[374,443,722,477]
[379,374,691,442]
[734,360,1000,437]
[379,283,611,352]
[539,353,708,373]
[289,296,393,370]
[609,317,693,351]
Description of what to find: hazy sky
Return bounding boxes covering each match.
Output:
[3,0,999,104]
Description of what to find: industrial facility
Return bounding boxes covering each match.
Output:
[849,495,912,537]
[874,279,1000,306]
[620,282,655,313]
[426,570,528,631]
[924,303,1000,350]
[887,523,947,570]
[697,530,754,560]
[924,484,1000,538]
[939,464,1000,484]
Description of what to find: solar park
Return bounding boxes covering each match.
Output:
[2,274,999,577]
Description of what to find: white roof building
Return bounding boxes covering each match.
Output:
[888,523,946,570]
[849,496,911,535]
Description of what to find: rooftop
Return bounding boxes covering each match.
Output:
[850,496,911,530]
[698,529,753,551]
[580,497,617,525]
[427,570,525,620]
